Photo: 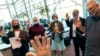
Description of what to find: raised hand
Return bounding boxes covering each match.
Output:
[26,20,30,26]
[26,36,51,56]
[73,18,82,28]
[0,29,5,37]
[66,13,70,20]
[26,52,37,56]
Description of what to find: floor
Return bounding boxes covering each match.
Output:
[0,48,12,56]
[51,40,82,56]
[0,40,82,56]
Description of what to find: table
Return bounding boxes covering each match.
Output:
[0,44,11,51]
[0,43,11,56]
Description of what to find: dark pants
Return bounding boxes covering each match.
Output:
[12,45,29,56]
[73,37,86,56]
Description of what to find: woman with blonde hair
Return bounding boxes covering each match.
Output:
[0,19,30,56]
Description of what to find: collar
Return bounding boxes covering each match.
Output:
[34,23,39,26]
[91,16,100,22]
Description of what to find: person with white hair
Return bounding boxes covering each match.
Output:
[29,17,45,40]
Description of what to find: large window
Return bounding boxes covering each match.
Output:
[2,0,100,23]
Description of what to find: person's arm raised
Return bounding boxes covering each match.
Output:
[73,19,86,33]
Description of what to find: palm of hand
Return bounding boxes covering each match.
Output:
[26,22,30,26]
[66,13,70,20]
[30,37,51,56]
[0,29,5,37]
[74,19,81,27]
[66,16,70,19]
[36,47,50,56]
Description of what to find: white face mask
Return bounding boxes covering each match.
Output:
[53,18,58,21]
[34,21,38,24]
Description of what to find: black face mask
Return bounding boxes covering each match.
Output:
[13,25,19,29]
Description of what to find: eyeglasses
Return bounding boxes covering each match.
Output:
[73,14,78,17]
[87,4,99,12]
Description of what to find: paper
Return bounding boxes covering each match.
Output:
[14,31,20,38]
[9,37,22,49]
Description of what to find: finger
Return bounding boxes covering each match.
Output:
[34,36,42,47]
[73,19,77,24]
[91,5,97,12]
[26,52,37,56]
[77,18,80,21]
[93,7,98,14]
[47,38,50,48]
[30,40,37,50]
[78,19,81,23]
[2,29,5,33]
[42,36,46,47]
[1,30,5,34]
[0,31,1,35]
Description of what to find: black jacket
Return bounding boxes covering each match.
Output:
[2,30,30,56]
[51,32,63,40]
[65,17,85,39]
[50,21,64,40]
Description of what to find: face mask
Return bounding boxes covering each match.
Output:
[34,21,39,24]
[53,18,58,21]
[13,25,19,29]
